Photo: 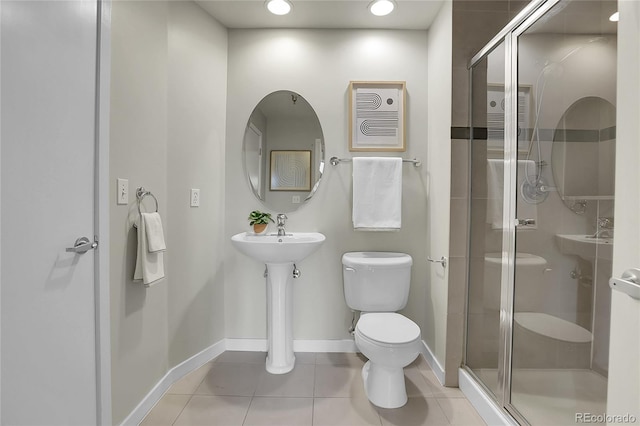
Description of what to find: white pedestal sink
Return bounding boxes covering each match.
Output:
[231,232,325,374]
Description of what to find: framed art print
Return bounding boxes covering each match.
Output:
[269,150,312,191]
[349,81,406,152]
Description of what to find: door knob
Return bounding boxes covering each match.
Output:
[66,236,98,254]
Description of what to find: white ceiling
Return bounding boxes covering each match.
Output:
[195,0,445,30]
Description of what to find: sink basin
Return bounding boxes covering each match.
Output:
[231,232,326,264]
[556,234,613,261]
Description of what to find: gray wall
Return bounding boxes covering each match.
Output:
[108,4,456,421]
[109,1,227,423]
[224,29,432,342]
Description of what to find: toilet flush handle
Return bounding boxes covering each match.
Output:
[345,267,356,273]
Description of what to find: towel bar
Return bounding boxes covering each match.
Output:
[330,156,421,167]
[134,187,159,229]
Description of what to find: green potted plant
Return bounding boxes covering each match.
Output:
[248,210,274,234]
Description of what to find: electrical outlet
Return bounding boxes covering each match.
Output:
[117,178,128,205]
[190,188,200,207]
[292,195,301,204]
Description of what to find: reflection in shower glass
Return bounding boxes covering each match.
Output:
[465,41,506,400]
[511,0,616,423]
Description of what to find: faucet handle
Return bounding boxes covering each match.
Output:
[277,213,287,225]
[598,216,614,229]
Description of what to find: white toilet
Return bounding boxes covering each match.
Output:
[342,252,422,409]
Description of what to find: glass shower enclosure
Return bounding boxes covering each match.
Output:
[464,0,617,424]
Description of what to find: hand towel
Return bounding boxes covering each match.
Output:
[143,212,166,253]
[134,213,165,287]
[352,157,402,230]
[486,159,538,229]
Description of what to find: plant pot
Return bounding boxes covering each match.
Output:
[253,223,268,235]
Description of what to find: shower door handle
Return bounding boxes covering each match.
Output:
[610,268,640,300]
[517,219,536,227]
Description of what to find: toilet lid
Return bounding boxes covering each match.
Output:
[357,313,420,344]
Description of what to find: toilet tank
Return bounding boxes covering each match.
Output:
[342,252,413,312]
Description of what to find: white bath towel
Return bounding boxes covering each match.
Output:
[352,157,402,230]
[486,159,538,229]
[143,212,166,253]
[134,213,165,287]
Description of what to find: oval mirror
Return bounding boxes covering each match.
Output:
[551,96,616,208]
[242,90,325,213]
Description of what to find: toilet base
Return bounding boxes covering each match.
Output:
[361,360,408,409]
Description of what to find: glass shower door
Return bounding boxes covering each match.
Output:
[509,0,616,423]
[465,41,507,401]
[465,0,617,424]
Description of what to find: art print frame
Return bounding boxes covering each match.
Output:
[269,150,312,191]
[349,81,406,152]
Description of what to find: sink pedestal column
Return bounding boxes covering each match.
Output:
[265,262,295,374]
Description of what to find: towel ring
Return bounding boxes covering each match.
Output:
[134,187,159,229]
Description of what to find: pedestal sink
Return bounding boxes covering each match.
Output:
[231,232,325,374]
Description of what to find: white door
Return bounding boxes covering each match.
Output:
[1,1,100,424]
[608,0,640,420]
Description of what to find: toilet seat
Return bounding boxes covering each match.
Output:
[356,313,420,345]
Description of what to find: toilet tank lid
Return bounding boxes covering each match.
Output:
[342,252,412,268]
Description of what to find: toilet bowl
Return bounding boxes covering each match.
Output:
[355,312,421,408]
[342,252,422,409]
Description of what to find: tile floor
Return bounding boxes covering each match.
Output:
[140,351,486,426]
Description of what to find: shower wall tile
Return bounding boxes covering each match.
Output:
[447,256,467,316]
[509,1,530,18]
[453,10,509,68]
[447,0,533,386]
[444,313,465,386]
[451,139,470,198]
[454,1,509,13]
[470,141,489,199]
[452,67,470,127]
[449,198,470,258]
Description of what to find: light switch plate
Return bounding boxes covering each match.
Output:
[292,195,301,204]
[117,179,128,205]
[190,189,200,207]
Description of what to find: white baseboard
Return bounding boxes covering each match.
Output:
[459,368,517,426]
[122,338,359,425]
[120,339,226,426]
[224,338,267,352]
[420,340,445,385]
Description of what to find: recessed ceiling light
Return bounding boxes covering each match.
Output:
[609,11,619,22]
[265,0,293,16]
[368,0,396,17]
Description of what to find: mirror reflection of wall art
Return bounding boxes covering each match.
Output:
[487,83,532,152]
[349,81,406,152]
[270,150,312,191]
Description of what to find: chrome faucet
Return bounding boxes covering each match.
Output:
[590,216,614,239]
[276,213,288,237]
